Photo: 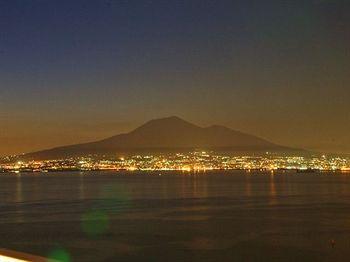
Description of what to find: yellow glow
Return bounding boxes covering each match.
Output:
[181,166,191,172]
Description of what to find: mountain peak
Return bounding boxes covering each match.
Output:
[147,116,191,125]
[132,116,198,134]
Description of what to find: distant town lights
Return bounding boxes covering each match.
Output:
[1,152,350,173]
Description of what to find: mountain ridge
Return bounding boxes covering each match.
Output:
[22,116,301,160]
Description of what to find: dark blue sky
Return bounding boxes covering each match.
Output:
[1,0,349,155]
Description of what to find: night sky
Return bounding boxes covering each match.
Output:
[1,0,349,156]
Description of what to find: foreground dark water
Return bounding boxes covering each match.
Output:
[1,171,350,261]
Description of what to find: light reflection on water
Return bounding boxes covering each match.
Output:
[1,171,350,261]
[15,174,23,223]
[269,173,277,205]
[79,173,85,201]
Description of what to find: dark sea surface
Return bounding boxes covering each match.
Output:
[1,171,350,261]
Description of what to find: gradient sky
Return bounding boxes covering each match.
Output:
[1,0,349,156]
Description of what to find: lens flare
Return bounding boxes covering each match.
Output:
[47,247,70,262]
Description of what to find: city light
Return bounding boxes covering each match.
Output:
[1,152,349,173]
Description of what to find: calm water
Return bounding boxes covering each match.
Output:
[1,171,350,261]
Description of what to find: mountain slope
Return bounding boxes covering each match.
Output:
[23,116,298,159]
